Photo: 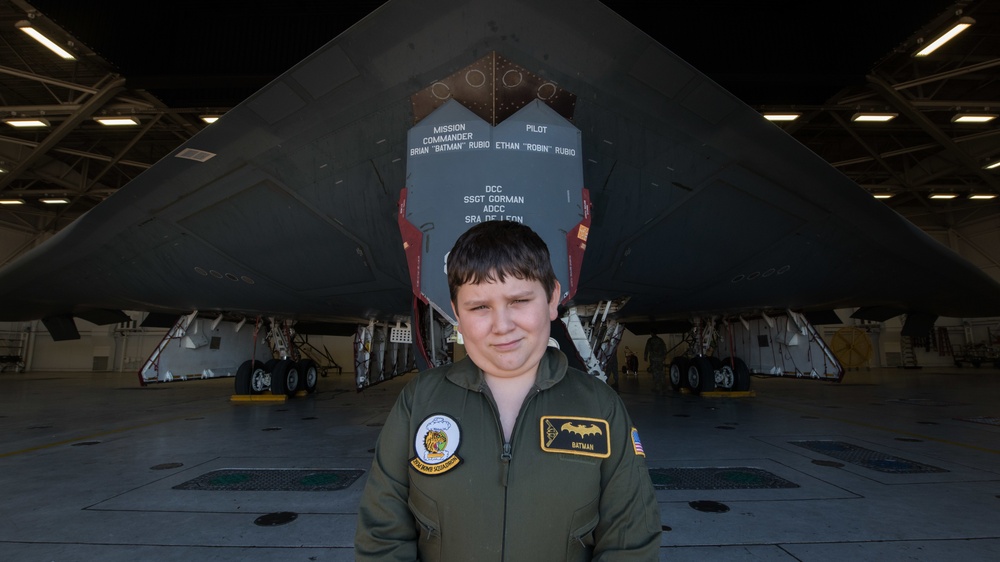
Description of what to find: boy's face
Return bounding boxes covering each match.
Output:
[452,274,560,380]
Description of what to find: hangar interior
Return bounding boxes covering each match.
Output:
[0,0,998,375]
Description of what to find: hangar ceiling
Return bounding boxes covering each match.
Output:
[0,0,997,265]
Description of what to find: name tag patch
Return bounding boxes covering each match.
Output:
[410,414,462,475]
[540,416,610,458]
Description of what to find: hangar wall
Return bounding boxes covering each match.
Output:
[615,312,1000,375]
[4,309,998,379]
[0,314,357,380]
[923,216,1000,285]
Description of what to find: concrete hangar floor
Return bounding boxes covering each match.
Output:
[1,365,999,561]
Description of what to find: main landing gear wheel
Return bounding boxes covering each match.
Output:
[686,356,715,395]
[718,357,751,391]
[669,356,689,391]
[235,360,255,394]
[297,359,318,394]
[731,357,751,391]
[271,359,299,397]
[235,360,269,394]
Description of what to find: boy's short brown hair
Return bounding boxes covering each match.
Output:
[447,221,558,304]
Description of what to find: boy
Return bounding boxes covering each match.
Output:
[355,220,660,561]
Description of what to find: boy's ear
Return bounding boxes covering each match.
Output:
[548,280,561,321]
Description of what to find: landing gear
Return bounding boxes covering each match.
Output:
[686,356,715,395]
[676,355,752,394]
[719,356,751,391]
[669,356,689,391]
[271,359,299,397]
[235,360,270,394]
[231,317,323,397]
[297,359,318,393]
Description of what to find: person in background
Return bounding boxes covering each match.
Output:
[355,220,661,561]
[644,333,667,394]
[624,346,638,378]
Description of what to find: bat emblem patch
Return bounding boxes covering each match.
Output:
[540,416,610,458]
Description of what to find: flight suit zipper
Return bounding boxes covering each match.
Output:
[484,385,540,561]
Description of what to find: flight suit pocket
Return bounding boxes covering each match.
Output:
[408,483,442,560]
[567,495,600,560]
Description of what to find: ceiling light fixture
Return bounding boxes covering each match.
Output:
[763,113,800,122]
[4,118,50,128]
[15,20,75,60]
[969,193,997,200]
[951,113,997,123]
[40,198,69,204]
[200,115,221,124]
[872,193,894,199]
[94,117,139,126]
[929,193,957,200]
[985,160,1000,170]
[0,198,25,205]
[914,17,975,57]
[852,113,898,123]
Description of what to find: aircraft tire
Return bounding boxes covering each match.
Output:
[272,359,299,397]
[686,356,715,395]
[235,360,256,394]
[715,361,736,391]
[669,357,688,390]
[729,357,751,391]
[297,359,318,393]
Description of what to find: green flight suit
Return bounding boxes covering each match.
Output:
[355,347,661,561]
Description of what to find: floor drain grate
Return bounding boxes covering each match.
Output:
[648,467,799,490]
[174,468,364,491]
[790,441,947,473]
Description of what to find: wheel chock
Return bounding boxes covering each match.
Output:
[230,394,288,403]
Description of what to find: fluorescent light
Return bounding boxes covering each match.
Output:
[914,17,975,57]
[952,113,997,123]
[94,117,139,126]
[200,115,220,124]
[969,194,997,200]
[4,118,50,127]
[872,193,894,199]
[15,20,75,60]
[852,113,897,122]
[40,198,68,204]
[985,160,1000,170]
[929,193,957,199]
[0,198,25,205]
[763,113,800,122]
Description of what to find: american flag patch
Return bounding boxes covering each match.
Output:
[631,427,645,456]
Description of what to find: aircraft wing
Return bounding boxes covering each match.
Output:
[1,0,998,340]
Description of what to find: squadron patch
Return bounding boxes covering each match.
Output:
[540,416,611,458]
[410,414,462,475]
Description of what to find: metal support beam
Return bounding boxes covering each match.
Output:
[867,75,1000,195]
